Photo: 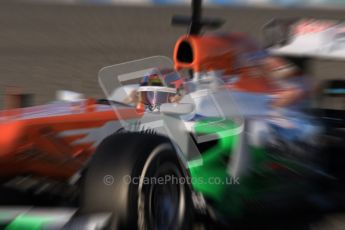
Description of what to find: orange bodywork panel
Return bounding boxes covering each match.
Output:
[0,105,139,180]
[227,67,275,93]
[174,33,259,74]
[174,33,275,94]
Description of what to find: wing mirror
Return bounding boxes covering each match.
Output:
[160,103,194,115]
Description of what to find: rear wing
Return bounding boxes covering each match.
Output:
[263,18,345,61]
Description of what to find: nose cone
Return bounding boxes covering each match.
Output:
[0,121,22,156]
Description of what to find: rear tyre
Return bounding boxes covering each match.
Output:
[80,132,193,229]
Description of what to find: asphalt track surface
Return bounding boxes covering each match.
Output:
[0,1,345,107]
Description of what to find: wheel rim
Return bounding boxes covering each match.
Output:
[148,163,185,230]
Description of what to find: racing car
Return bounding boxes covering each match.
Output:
[0,0,344,230]
[75,2,345,230]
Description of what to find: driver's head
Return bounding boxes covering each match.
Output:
[138,69,183,111]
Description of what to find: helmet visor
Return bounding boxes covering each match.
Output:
[138,86,176,106]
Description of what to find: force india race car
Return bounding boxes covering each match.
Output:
[0,0,344,229]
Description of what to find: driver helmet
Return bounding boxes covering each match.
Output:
[137,68,183,111]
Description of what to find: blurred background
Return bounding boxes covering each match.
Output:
[0,0,344,108]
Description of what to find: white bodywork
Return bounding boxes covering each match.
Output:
[270,19,345,60]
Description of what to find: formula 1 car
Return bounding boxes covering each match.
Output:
[0,1,344,230]
[75,2,345,230]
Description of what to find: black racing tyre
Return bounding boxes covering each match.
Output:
[80,132,193,230]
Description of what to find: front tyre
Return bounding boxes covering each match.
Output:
[80,133,193,230]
